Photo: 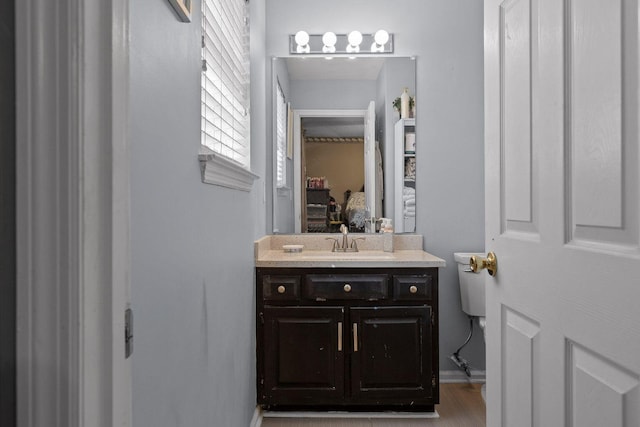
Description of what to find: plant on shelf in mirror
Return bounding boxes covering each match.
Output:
[392,96,415,119]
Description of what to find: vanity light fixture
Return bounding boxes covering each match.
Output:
[290,30,394,55]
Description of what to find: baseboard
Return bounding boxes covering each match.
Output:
[440,369,486,383]
[250,406,263,427]
[262,411,439,419]
[251,405,439,423]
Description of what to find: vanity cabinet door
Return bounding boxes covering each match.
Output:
[261,306,345,405]
[349,306,434,404]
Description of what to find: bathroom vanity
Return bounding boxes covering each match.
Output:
[255,235,445,411]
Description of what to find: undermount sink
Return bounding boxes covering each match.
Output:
[291,251,396,260]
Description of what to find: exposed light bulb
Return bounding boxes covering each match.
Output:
[294,30,310,53]
[374,29,389,46]
[346,31,362,53]
[294,30,309,46]
[322,31,337,53]
[322,32,337,47]
[347,30,363,47]
[371,30,390,52]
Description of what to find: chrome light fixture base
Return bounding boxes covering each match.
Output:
[289,31,394,56]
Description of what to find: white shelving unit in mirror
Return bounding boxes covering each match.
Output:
[394,118,416,233]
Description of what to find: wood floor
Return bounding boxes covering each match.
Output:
[260,383,486,427]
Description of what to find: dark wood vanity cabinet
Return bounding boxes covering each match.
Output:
[262,306,345,405]
[256,267,439,411]
[350,306,434,403]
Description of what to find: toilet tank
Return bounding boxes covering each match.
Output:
[454,252,486,317]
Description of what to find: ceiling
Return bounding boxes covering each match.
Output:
[286,57,384,138]
[288,57,380,138]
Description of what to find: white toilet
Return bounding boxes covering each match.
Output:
[454,252,486,324]
[454,252,487,401]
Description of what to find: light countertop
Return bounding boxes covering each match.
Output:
[255,235,446,269]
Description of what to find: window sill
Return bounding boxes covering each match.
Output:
[276,186,291,197]
[198,146,259,192]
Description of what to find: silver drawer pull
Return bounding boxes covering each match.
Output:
[409,285,418,294]
[343,284,352,292]
[353,323,358,352]
[337,322,342,352]
[277,285,286,294]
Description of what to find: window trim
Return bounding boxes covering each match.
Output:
[275,81,287,189]
[199,146,258,192]
[200,0,258,190]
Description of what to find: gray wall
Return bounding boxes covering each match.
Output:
[265,0,486,372]
[130,1,265,425]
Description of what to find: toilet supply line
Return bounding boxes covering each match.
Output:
[449,315,475,377]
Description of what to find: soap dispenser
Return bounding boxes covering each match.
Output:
[381,218,394,252]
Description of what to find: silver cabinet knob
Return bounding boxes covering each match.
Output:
[409,285,418,294]
[277,285,286,294]
[343,284,352,292]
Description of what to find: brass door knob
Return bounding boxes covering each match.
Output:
[277,285,286,294]
[470,252,498,276]
[344,284,352,292]
[409,285,418,294]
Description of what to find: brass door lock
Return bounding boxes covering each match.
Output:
[470,252,498,276]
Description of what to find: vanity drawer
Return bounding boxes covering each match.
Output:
[263,275,300,301]
[393,275,433,301]
[304,274,388,301]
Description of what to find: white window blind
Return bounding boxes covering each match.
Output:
[201,0,250,168]
[276,82,287,188]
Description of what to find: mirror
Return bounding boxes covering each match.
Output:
[272,56,416,234]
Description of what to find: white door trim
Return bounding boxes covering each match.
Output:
[16,0,131,426]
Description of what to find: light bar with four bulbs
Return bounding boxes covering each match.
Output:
[290,30,393,55]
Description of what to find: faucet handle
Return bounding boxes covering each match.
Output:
[325,237,339,252]
[351,237,365,252]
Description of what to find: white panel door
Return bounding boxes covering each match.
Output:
[484,0,640,426]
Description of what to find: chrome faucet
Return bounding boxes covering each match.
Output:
[326,224,363,252]
[340,224,349,251]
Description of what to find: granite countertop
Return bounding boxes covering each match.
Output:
[255,234,446,268]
